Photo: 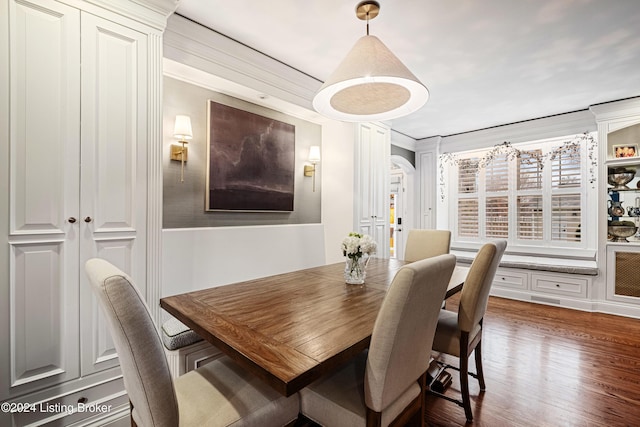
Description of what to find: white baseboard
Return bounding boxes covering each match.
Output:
[491,287,640,319]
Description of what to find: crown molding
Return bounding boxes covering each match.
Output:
[83,0,178,30]
[421,109,596,154]
[590,97,640,123]
[164,14,321,111]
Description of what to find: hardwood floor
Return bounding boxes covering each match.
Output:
[424,295,640,426]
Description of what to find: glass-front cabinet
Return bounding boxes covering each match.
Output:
[593,99,640,311]
[607,123,640,244]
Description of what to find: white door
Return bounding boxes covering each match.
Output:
[79,13,148,376]
[3,0,81,399]
[355,123,390,258]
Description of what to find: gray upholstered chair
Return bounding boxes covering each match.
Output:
[404,229,452,262]
[430,240,507,422]
[85,258,299,427]
[300,254,457,427]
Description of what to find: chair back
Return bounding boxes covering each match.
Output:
[85,259,179,427]
[364,254,456,412]
[458,240,507,333]
[404,229,451,262]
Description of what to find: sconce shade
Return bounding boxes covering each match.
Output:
[313,35,429,122]
[308,146,321,163]
[173,115,193,140]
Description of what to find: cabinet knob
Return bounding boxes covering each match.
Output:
[68,217,77,223]
[84,217,92,223]
[77,397,88,404]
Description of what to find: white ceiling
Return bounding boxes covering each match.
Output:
[175,0,640,140]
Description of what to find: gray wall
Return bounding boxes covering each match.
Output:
[163,77,322,228]
[391,144,415,166]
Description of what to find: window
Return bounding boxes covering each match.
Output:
[442,134,596,253]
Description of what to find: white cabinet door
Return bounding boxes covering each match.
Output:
[1,0,150,398]
[355,123,390,258]
[3,0,81,399]
[79,12,148,376]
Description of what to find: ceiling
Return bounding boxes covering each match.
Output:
[174,0,640,140]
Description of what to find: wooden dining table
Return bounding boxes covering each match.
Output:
[160,258,469,397]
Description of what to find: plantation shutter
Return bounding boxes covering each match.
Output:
[458,159,478,193]
[449,133,591,250]
[485,155,509,192]
[485,155,509,238]
[486,197,509,237]
[552,147,581,188]
[552,194,581,242]
[518,195,543,240]
[458,199,479,237]
[457,158,479,238]
[518,150,542,190]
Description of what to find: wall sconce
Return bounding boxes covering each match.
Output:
[304,145,321,192]
[171,115,192,182]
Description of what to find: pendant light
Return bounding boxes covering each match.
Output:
[313,1,429,122]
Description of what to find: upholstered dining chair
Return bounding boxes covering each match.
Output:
[300,254,457,427]
[404,229,452,262]
[430,240,507,422]
[85,258,299,427]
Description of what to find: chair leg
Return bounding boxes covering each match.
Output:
[366,407,382,427]
[459,355,473,421]
[459,333,473,422]
[419,372,427,427]
[474,339,486,391]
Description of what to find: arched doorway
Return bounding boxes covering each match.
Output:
[390,155,415,260]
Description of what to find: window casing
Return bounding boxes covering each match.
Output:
[442,134,596,256]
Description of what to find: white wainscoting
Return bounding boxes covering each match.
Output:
[162,224,326,299]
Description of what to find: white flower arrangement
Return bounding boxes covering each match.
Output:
[342,232,377,260]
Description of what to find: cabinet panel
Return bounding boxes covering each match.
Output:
[10,0,80,234]
[10,242,78,387]
[531,273,588,298]
[81,13,147,233]
[6,376,126,427]
[357,125,374,224]
[493,269,527,290]
[606,245,640,303]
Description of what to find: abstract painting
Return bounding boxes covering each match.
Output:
[206,100,295,211]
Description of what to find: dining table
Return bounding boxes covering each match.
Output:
[160,257,469,397]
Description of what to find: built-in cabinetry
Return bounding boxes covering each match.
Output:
[592,98,640,317]
[492,267,594,309]
[355,122,390,258]
[0,0,166,424]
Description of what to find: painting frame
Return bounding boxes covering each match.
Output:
[613,144,639,159]
[205,99,296,212]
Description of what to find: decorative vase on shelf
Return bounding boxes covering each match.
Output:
[608,200,625,217]
[341,232,377,285]
[344,255,370,285]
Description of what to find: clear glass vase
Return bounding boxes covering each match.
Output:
[344,255,369,284]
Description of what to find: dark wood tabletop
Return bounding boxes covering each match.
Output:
[160,258,468,396]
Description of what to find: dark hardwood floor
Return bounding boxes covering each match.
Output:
[424,295,640,426]
[296,295,640,426]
